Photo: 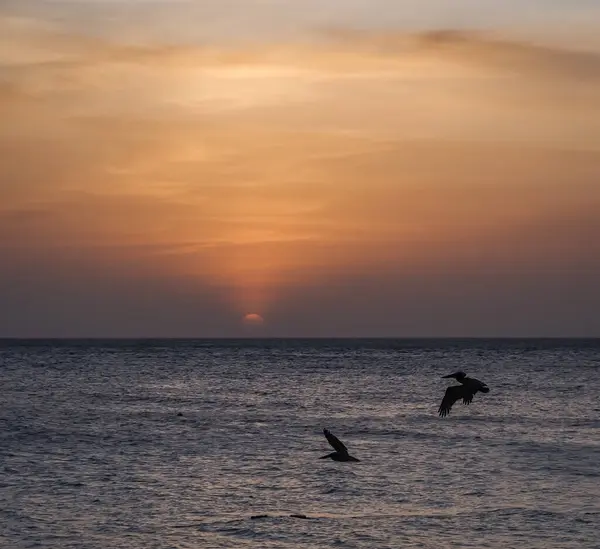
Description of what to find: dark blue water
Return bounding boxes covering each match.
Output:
[1,339,599,548]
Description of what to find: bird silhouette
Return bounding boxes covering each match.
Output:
[320,428,360,462]
[438,371,489,417]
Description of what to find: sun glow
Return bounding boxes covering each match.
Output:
[242,313,265,326]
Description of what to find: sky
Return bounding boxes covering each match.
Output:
[1,1,599,337]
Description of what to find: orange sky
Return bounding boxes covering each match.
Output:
[1,10,599,337]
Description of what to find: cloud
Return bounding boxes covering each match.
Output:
[1,14,599,335]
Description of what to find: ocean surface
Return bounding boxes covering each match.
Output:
[1,338,599,549]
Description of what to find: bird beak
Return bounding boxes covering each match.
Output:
[442,373,455,378]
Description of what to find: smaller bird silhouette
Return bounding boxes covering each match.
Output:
[320,428,360,462]
[438,371,490,418]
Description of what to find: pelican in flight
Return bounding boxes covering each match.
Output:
[320,429,360,462]
[438,371,489,417]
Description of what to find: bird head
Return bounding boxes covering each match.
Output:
[442,371,466,381]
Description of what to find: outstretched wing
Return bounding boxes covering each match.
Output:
[462,391,475,405]
[323,429,348,453]
[438,385,467,417]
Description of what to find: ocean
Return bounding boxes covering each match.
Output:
[1,339,599,549]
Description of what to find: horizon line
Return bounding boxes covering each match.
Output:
[1,336,599,341]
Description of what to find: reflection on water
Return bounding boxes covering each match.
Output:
[1,339,599,548]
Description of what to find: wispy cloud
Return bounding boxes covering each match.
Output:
[1,12,599,335]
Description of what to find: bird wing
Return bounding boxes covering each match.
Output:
[438,385,466,417]
[465,377,489,395]
[323,429,348,453]
[473,378,490,393]
[462,391,475,405]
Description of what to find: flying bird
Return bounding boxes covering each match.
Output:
[438,371,489,418]
[320,429,360,462]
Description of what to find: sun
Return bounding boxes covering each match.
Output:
[242,313,265,326]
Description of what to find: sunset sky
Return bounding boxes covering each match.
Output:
[1,0,599,337]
